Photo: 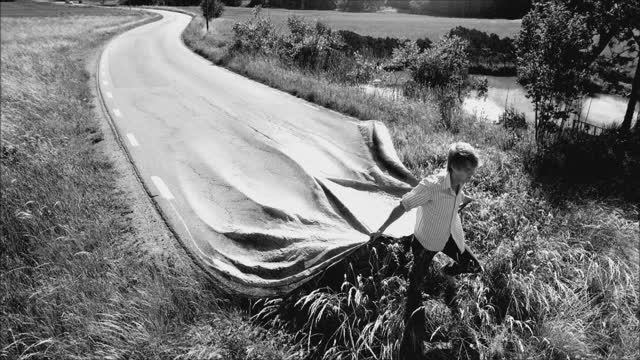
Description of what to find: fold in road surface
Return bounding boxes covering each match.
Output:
[99,9,420,297]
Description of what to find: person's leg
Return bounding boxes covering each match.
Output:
[441,235,483,276]
[399,236,436,360]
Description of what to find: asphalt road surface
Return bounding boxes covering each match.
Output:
[99,9,419,297]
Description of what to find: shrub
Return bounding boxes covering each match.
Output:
[530,128,640,202]
[397,35,489,129]
[498,106,527,132]
[447,26,516,76]
[337,30,403,59]
[231,7,280,55]
[279,16,345,71]
[343,52,377,84]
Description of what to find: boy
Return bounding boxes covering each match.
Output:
[370,142,483,359]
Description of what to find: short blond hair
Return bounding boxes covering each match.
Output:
[447,142,479,172]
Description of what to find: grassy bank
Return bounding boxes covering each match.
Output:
[0,7,297,360]
[177,10,639,360]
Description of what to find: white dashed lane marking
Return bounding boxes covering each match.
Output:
[113,108,122,117]
[105,91,113,99]
[126,133,139,147]
[151,176,175,200]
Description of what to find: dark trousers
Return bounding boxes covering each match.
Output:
[399,235,481,360]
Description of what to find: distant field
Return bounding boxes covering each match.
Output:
[180,6,522,40]
[0,0,130,17]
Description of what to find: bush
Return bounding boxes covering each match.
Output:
[231,7,280,55]
[529,129,640,202]
[248,0,336,10]
[337,30,403,59]
[399,35,484,129]
[401,0,531,19]
[448,26,516,76]
[279,16,345,71]
[498,106,527,132]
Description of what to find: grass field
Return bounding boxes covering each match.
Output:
[0,3,297,359]
[0,0,130,17]
[180,12,640,360]
[180,5,521,40]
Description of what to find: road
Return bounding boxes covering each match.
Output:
[98,9,418,297]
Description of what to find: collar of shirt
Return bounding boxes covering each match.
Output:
[442,170,460,197]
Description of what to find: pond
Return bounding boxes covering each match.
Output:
[362,76,638,128]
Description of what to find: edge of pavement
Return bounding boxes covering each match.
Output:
[86,8,231,298]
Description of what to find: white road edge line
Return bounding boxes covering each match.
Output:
[151,176,175,200]
[105,91,113,99]
[126,133,139,147]
[113,108,122,117]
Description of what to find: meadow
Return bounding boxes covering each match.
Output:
[0,4,296,359]
[0,0,130,17]
[179,8,639,360]
[1,3,637,359]
[178,5,521,40]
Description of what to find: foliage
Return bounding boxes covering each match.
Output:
[535,0,640,131]
[530,128,640,203]
[231,9,377,84]
[395,0,531,19]
[344,52,377,84]
[200,0,224,26]
[448,26,516,76]
[388,40,422,70]
[337,30,404,59]
[515,1,593,151]
[248,0,337,10]
[231,6,281,55]
[498,106,527,132]
[395,35,488,129]
[279,15,345,71]
[182,14,639,359]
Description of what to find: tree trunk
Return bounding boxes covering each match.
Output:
[620,57,640,131]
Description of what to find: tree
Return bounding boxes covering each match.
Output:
[515,1,592,149]
[393,36,486,129]
[539,0,640,132]
[200,0,224,32]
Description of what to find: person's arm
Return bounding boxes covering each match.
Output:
[371,179,433,240]
[371,203,406,240]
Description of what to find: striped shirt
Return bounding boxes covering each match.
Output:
[400,169,466,252]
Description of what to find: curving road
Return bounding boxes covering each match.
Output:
[98,9,419,297]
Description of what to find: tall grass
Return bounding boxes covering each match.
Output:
[1,12,298,360]
[178,11,640,360]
